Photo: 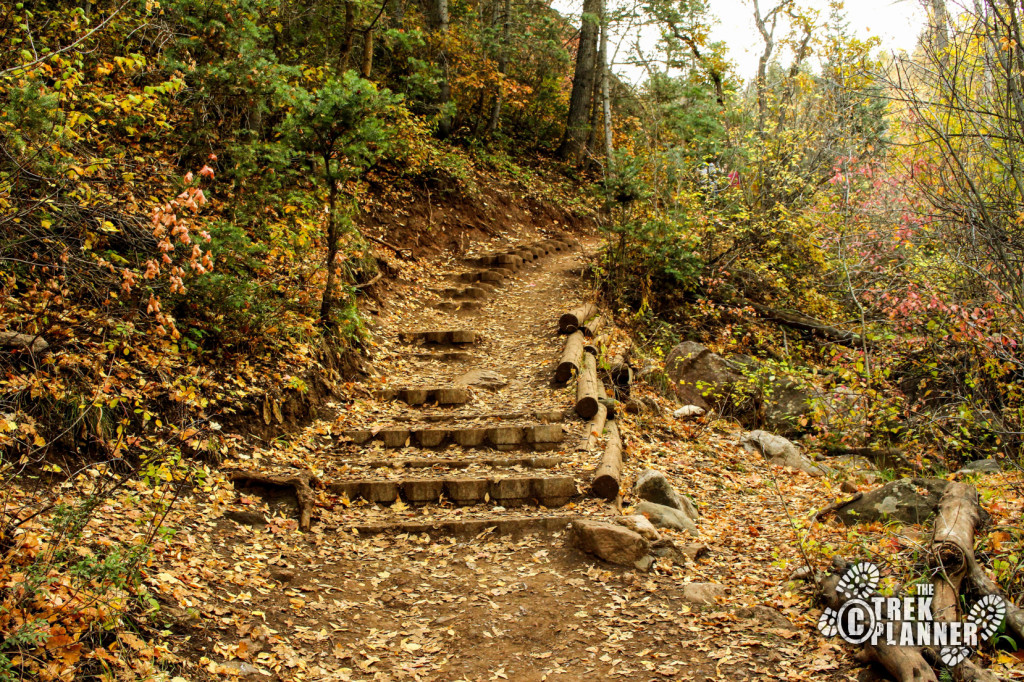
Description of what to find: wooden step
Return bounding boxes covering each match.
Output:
[331,454,566,470]
[458,270,506,285]
[342,514,577,538]
[373,386,471,406]
[340,423,564,450]
[411,351,474,363]
[387,409,565,423]
[398,330,480,345]
[433,285,490,300]
[327,474,577,507]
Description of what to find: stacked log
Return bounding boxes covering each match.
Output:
[591,420,622,500]
[559,303,597,334]
[575,353,601,419]
[577,403,607,452]
[581,315,604,338]
[584,333,607,357]
[555,331,585,383]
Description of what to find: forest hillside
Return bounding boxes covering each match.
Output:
[3,0,1024,680]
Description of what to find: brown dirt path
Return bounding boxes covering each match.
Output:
[147,232,868,681]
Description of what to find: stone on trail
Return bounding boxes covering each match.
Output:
[633,469,698,517]
[454,368,508,389]
[664,341,746,411]
[673,405,705,419]
[613,514,661,541]
[682,582,726,605]
[833,477,950,526]
[740,430,828,476]
[569,519,650,566]
[958,458,1001,475]
[635,500,698,537]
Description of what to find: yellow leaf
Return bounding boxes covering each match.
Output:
[33,435,46,447]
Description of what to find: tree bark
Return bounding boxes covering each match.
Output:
[556,331,585,383]
[577,402,607,451]
[557,0,602,161]
[930,483,982,622]
[559,302,597,333]
[430,0,452,138]
[339,1,357,72]
[591,419,622,499]
[320,172,340,329]
[576,352,601,419]
[486,0,511,135]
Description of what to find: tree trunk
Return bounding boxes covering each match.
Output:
[361,28,374,78]
[429,0,453,138]
[557,0,602,161]
[320,175,340,329]
[600,18,614,170]
[339,1,357,72]
[486,0,511,136]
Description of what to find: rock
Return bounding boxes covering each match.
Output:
[682,582,726,605]
[650,540,709,563]
[633,469,698,516]
[613,514,661,541]
[840,480,859,494]
[740,430,828,476]
[664,341,747,412]
[624,396,663,415]
[636,500,698,537]
[833,477,950,526]
[224,509,268,526]
[673,405,706,419]
[270,569,296,583]
[734,605,800,630]
[633,555,655,572]
[958,458,1001,475]
[454,369,507,389]
[762,378,814,436]
[570,520,650,566]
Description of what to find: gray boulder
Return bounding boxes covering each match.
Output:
[958,458,1001,475]
[740,430,829,476]
[613,514,662,542]
[834,477,950,526]
[570,520,650,566]
[763,379,815,436]
[636,500,698,537]
[663,342,747,411]
[633,469,699,517]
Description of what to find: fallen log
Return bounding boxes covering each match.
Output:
[228,470,317,531]
[577,403,607,452]
[966,553,1024,646]
[931,482,982,623]
[816,559,939,682]
[0,331,49,354]
[584,333,607,357]
[559,303,597,334]
[581,315,604,338]
[555,331,585,383]
[608,355,633,387]
[576,352,601,419]
[745,300,861,347]
[591,420,622,500]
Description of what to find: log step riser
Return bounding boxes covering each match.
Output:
[328,475,577,507]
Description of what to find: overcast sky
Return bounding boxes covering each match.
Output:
[707,0,928,79]
[553,0,931,83]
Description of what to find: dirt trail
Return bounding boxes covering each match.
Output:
[153,231,862,681]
